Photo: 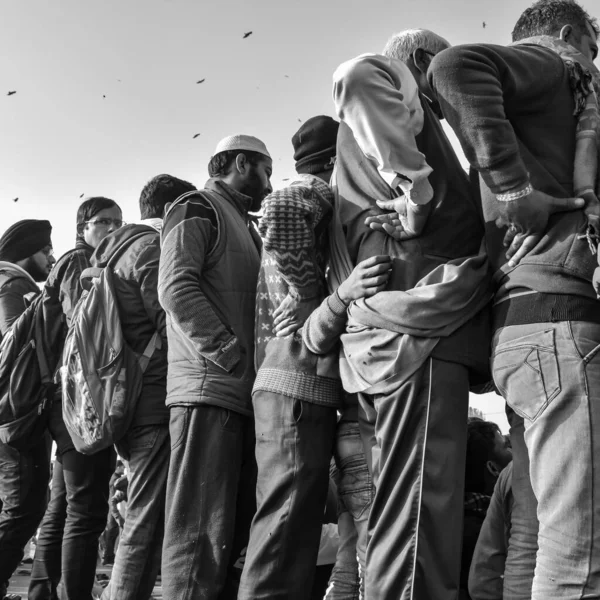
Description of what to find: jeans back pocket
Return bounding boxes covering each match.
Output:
[492,328,560,422]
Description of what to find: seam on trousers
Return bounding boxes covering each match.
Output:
[582,356,595,598]
[410,358,432,600]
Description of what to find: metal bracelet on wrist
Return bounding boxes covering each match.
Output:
[496,184,533,203]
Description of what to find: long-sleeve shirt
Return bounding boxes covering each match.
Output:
[0,262,40,339]
[333,54,433,204]
[429,44,600,322]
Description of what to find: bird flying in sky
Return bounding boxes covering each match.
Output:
[193,133,201,139]
[7,91,16,96]
[243,31,253,39]
[483,21,486,28]
[196,79,205,84]
[13,197,18,202]
[79,193,84,198]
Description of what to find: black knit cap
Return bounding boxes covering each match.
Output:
[292,116,339,175]
[0,219,52,263]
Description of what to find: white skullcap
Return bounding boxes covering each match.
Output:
[213,134,271,160]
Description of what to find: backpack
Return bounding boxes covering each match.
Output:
[60,232,161,455]
[0,292,54,450]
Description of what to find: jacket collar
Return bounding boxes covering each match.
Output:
[205,178,254,219]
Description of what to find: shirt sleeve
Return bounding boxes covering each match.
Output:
[259,180,332,300]
[158,198,241,372]
[428,44,564,195]
[302,290,349,355]
[333,53,433,204]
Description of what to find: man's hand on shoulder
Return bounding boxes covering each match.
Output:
[338,255,392,303]
[497,187,584,267]
[365,196,432,240]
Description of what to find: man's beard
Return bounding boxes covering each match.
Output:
[22,257,49,282]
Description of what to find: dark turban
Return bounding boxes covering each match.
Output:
[292,115,339,175]
[0,219,52,263]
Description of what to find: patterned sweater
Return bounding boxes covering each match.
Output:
[254,175,346,407]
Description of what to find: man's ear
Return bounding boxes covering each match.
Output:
[235,153,249,175]
[559,24,574,44]
[486,460,500,479]
[412,48,431,75]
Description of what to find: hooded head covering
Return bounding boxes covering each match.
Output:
[0,219,52,263]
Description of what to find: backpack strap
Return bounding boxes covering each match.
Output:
[138,331,162,373]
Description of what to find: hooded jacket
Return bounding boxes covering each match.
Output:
[92,223,168,427]
[0,262,40,339]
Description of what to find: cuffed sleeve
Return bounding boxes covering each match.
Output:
[302,290,349,355]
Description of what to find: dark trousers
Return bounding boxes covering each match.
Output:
[161,404,256,600]
[0,434,51,588]
[238,392,337,600]
[101,424,170,600]
[29,401,115,600]
[359,357,469,600]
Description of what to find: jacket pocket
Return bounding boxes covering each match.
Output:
[492,329,560,422]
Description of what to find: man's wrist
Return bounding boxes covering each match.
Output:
[496,183,533,203]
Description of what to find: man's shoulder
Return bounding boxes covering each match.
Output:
[334,52,413,86]
[162,190,220,238]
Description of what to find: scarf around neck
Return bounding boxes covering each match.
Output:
[513,35,600,249]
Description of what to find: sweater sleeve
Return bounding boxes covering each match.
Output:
[428,44,565,195]
[158,198,240,373]
[302,290,349,355]
[333,53,433,204]
[258,179,332,300]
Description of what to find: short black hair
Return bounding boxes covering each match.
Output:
[139,174,196,220]
[76,196,121,240]
[512,0,599,42]
[465,420,502,493]
[207,150,267,177]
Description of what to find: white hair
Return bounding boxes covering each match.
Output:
[383,29,450,62]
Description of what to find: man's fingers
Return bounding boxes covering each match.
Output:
[547,196,585,214]
[507,234,540,267]
[275,323,302,337]
[363,283,388,297]
[375,199,398,211]
[358,255,392,268]
[503,225,519,248]
[362,274,389,288]
[363,262,393,277]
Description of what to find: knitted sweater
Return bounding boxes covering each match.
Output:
[429,44,600,328]
[253,175,345,407]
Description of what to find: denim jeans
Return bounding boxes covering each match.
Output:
[502,410,538,600]
[100,424,169,600]
[326,419,373,600]
[358,358,469,600]
[28,402,115,600]
[0,433,50,590]
[492,321,600,600]
[238,392,337,600]
[161,404,256,600]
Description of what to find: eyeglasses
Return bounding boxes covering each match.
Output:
[85,218,125,228]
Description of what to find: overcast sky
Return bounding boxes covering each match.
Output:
[2,0,561,429]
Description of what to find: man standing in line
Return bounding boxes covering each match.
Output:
[238,116,391,600]
[331,29,492,599]
[429,2,599,598]
[0,220,55,600]
[158,135,272,599]
[98,174,196,600]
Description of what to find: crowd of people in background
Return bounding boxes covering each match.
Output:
[0,0,599,598]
